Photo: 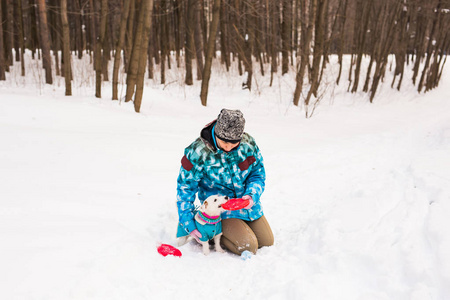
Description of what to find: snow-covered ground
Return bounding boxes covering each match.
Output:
[1,54,450,299]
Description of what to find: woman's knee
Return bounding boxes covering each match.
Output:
[247,215,274,248]
[221,218,258,255]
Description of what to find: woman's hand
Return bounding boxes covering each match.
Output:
[189,229,202,243]
[242,195,254,209]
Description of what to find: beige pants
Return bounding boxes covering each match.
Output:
[221,215,274,255]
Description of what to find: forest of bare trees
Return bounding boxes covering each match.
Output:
[1,0,449,114]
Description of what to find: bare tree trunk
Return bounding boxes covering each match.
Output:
[391,4,408,90]
[363,3,383,93]
[102,16,110,82]
[147,6,157,80]
[255,0,264,77]
[61,0,72,96]
[160,0,167,84]
[165,1,173,71]
[347,0,360,90]
[320,0,341,82]
[0,0,5,80]
[195,0,204,80]
[185,0,196,85]
[49,0,60,77]
[152,2,160,66]
[171,0,182,68]
[73,0,83,59]
[351,0,373,93]
[29,0,39,60]
[293,0,314,106]
[336,0,348,85]
[426,21,449,91]
[125,0,150,102]
[270,0,279,86]
[418,1,440,93]
[148,42,154,79]
[412,2,426,85]
[293,0,299,55]
[305,0,326,107]
[369,1,401,103]
[124,0,136,72]
[231,0,246,77]
[281,0,292,75]
[17,0,25,76]
[84,1,91,57]
[174,0,182,68]
[434,31,449,87]
[201,0,208,58]
[13,0,19,62]
[37,0,53,84]
[200,0,221,106]
[95,0,107,98]
[245,0,256,91]
[112,0,131,100]
[220,0,230,71]
[4,0,13,68]
[134,0,154,112]
[89,0,96,62]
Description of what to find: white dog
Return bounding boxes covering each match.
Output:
[178,195,229,255]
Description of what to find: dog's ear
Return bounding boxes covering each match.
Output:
[203,200,209,209]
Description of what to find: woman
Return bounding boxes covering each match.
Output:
[176,109,274,254]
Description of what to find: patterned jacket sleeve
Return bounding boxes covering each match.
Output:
[244,143,266,204]
[176,145,204,234]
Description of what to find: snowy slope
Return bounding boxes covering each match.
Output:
[1,55,450,299]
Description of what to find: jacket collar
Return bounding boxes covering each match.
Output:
[196,211,221,225]
[200,120,240,154]
[200,120,218,152]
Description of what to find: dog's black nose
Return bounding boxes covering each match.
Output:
[225,196,229,200]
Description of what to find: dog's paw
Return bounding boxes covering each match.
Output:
[202,242,211,255]
[215,245,226,253]
[177,236,189,246]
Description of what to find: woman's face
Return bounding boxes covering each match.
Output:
[216,137,240,152]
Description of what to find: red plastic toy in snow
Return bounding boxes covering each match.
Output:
[222,198,250,211]
[157,244,182,257]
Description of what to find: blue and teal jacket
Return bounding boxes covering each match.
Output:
[176,211,223,242]
[176,121,266,235]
